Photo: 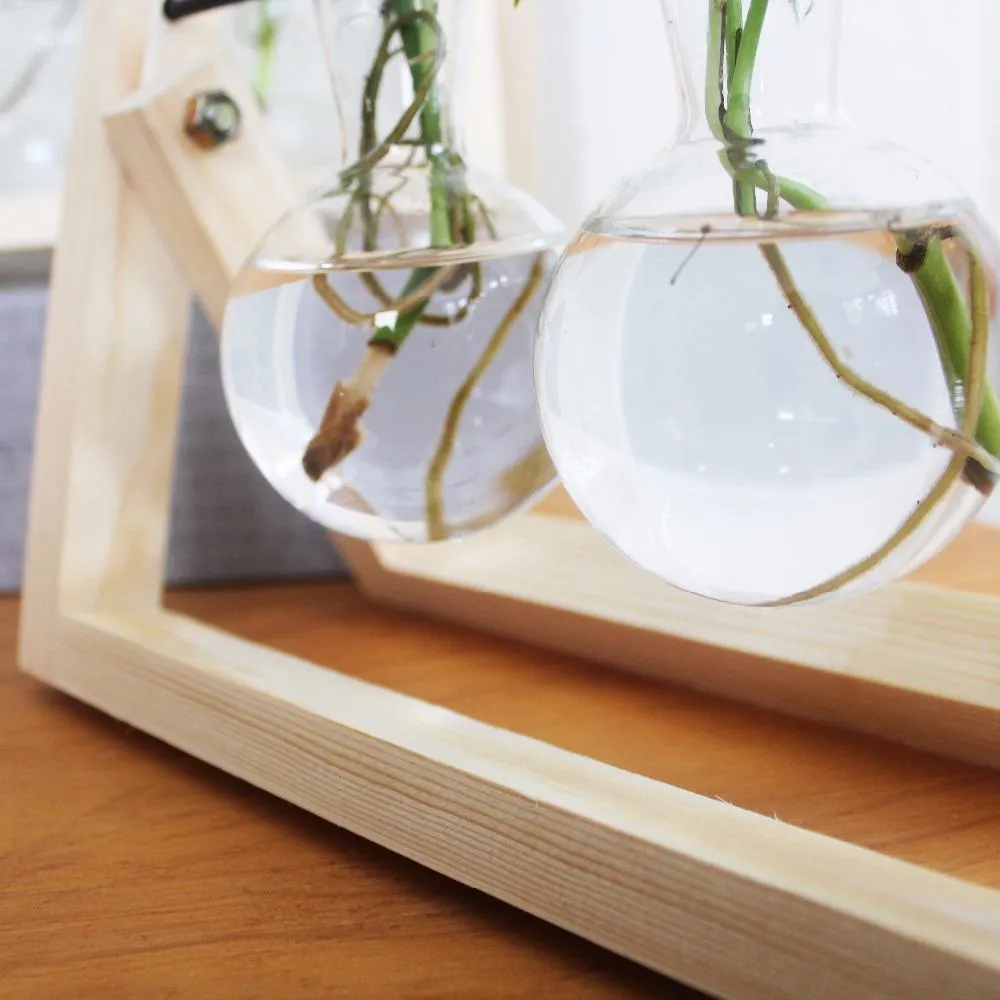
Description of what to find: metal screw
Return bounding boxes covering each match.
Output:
[183,90,242,150]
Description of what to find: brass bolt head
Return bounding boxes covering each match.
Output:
[183,90,242,149]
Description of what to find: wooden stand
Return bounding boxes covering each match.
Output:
[19,2,1000,997]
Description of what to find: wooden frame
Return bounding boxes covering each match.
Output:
[19,2,1000,997]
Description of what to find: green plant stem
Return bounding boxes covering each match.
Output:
[735,163,826,212]
[713,0,1000,470]
[394,0,452,248]
[764,254,991,606]
[706,1,727,141]
[370,0,453,344]
[304,1,528,502]
[901,236,1000,457]
[340,9,444,183]
[425,254,545,540]
[722,0,768,140]
[723,0,767,215]
[725,0,743,85]
[301,6,447,481]
[760,243,995,471]
[368,267,435,351]
[252,0,279,109]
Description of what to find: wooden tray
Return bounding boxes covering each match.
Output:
[168,575,1000,997]
[338,488,1000,769]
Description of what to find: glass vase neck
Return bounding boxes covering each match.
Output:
[313,0,469,173]
[663,0,847,143]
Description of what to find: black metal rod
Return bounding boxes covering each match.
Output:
[163,0,254,22]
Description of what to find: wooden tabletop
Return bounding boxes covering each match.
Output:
[0,586,697,1000]
[4,579,1000,999]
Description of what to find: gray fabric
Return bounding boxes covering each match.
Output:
[0,282,44,592]
[0,281,345,592]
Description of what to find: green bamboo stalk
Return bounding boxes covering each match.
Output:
[368,267,436,351]
[394,1,451,245]
[722,0,768,139]
[706,1,727,141]
[725,0,743,84]
[722,0,767,215]
[902,236,1000,457]
[369,0,453,346]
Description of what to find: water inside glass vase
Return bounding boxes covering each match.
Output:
[221,0,564,544]
[535,0,1000,606]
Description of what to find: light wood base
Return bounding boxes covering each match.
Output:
[23,599,1000,1000]
[336,495,1000,770]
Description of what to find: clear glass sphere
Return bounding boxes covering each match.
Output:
[535,133,1000,607]
[221,160,563,544]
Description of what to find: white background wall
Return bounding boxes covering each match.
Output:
[491,0,1000,232]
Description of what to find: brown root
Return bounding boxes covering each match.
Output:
[301,343,394,482]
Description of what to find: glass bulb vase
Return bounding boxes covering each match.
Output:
[221,0,564,544]
[535,0,1000,607]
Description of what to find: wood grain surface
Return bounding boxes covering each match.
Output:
[5,579,1000,998]
[1,590,693,1000]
